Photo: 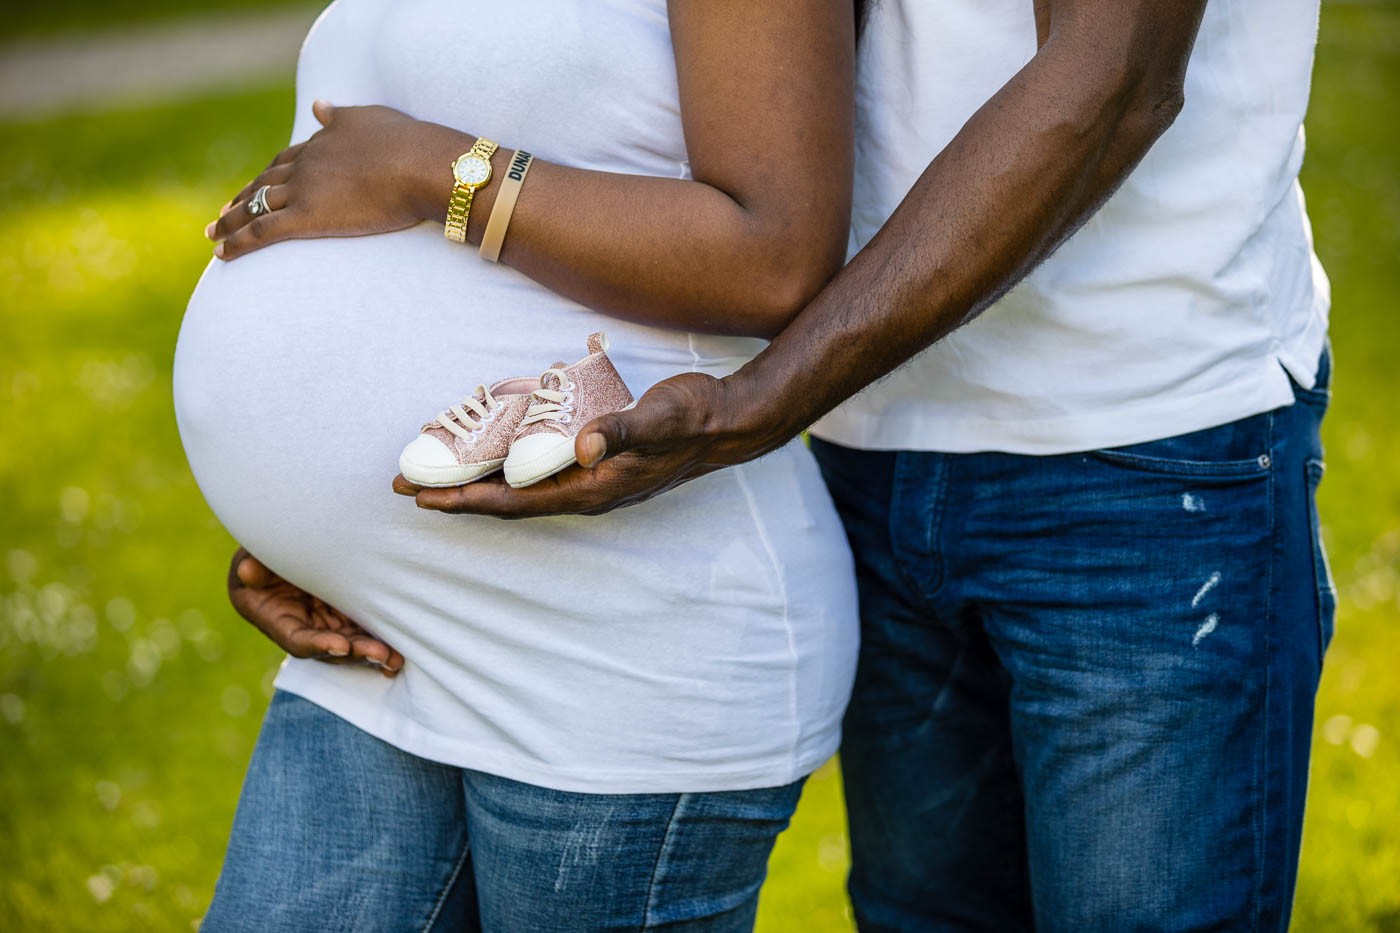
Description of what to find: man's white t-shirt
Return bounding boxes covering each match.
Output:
[812,0,1330,455]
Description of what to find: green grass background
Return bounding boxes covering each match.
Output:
[1,5,1397,930]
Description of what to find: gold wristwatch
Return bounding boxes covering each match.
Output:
[444,138,499,243]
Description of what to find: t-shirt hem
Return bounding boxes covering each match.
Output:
[273,663,837,795]
[811,352,1313,455]
[1275,299,1329,391]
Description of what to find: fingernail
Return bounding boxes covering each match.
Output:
[581,434,607,466]
[204,221,216,239]
[213,243,224,258]
[327,648,349,657]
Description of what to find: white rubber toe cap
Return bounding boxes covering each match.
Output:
[399,435,503,487]
[503,433,576,488]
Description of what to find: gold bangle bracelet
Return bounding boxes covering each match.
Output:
[479,150,534,263]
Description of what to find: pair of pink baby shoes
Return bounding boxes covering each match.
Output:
[399,333,634,489]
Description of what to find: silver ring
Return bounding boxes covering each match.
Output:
[247,185,272,216]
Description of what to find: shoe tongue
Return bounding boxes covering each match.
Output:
[540,363,569,390]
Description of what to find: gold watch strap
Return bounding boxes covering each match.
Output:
[444,187,474,243]
[444,137,499,243]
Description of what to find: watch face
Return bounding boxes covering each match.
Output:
[453,154,492,187]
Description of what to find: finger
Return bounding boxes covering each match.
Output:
[312,99,336,126]
[306,600,401,675]
[228,546,251,592]
[236,553,284,589]
[346,633,400,673]
[211,169,292,240]
[412,477,528,516]
[229,586,353,658]
[215,198,298,261]
[281,625,354,659]
[225,181,256,215]
[392,473,422,497]
[228,159,297,219]
[414,469,603,518]
[226,143,305,206]
[268,141,306,168]
[576,401,677,467]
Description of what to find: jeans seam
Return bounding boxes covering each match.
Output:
[931,454,949,600]
[888,453,947,611]
[1250,410,1277,933]
[1305,458,1335,670]
[420,836,472,933]
[640,793,688,930]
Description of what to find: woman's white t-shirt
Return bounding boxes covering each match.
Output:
[814,0,1330,455]
[173,0,858,794]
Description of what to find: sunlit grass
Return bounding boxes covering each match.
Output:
[1,6,1398,930]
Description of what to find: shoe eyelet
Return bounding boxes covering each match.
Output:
[561,415,573,424]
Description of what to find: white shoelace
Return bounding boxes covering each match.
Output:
[519,368,575,427]
[436,384,501,441]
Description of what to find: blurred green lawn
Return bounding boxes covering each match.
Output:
[2,5,1397,931]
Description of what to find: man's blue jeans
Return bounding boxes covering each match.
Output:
[201,692,805,932]
[811,355,1333,931]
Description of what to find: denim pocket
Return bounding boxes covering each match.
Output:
[1088,448,1273,479]
[1086,411,1274,480]
[1305,458,1337,663]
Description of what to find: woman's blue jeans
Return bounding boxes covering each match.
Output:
[202,692,805,932]
[811,353,1333,932]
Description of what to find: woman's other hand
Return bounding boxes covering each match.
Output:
[227,547,403,676]
[206,101,453,261]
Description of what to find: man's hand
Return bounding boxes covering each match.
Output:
[395,372,784,518]
[228,548,403,676]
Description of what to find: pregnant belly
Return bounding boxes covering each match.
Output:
[172,229,777,628]
[176,231,578,597]
[174,233,857,775]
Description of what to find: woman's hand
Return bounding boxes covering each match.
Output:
[207,100,455,261]
[227,547,403,676]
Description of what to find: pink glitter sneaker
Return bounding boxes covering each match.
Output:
[503,333,635,488]
[399,376,538,487]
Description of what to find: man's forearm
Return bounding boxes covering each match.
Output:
[724,2,1208,453]
[403,0,1214,519]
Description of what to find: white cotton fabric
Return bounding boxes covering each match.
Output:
[812,0,1331,455]
[173,0,858,794]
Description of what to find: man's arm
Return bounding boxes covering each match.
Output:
[402,0,1210,517]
